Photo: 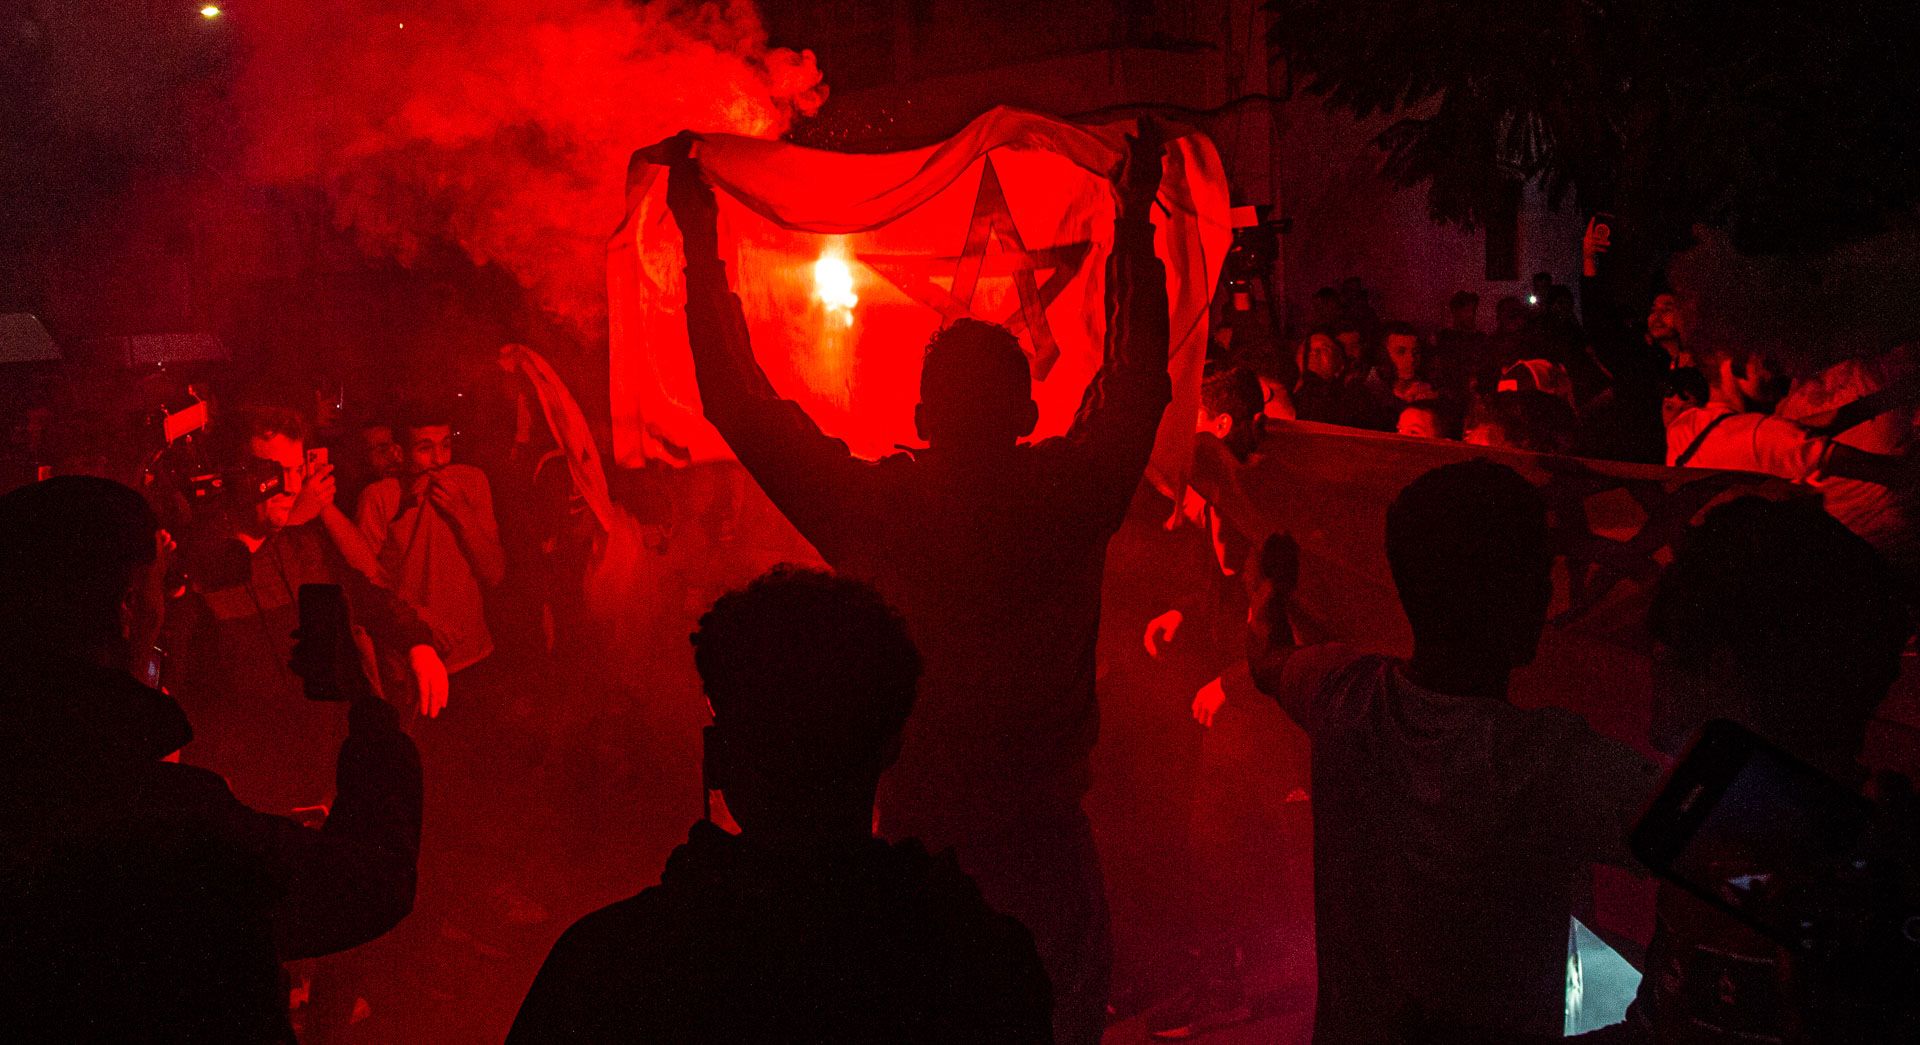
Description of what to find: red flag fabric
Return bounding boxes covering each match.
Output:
[1195,422,1808,748]
[1195,421,1920,943]
[608,107,1232,489]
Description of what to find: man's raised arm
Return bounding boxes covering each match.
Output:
[665,135,867,550]
[1067,121,1173,526]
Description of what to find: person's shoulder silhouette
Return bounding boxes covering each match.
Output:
[511,566,1050,1044]
[1,475,423,1043]
[0,478,288,1040]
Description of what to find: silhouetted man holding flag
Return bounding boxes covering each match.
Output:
[665,122,1171,1044]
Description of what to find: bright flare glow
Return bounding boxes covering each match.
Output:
[813,253,858,318]
[199,5,221,18]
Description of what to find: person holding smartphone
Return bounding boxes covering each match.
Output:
[167,406,447,820]
[1601,496,1917,1042]
[0,477,423,1042]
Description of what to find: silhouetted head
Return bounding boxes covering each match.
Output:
[212,406,309,537]
[1495,295,1529,334]
[1310,287,1342,326]
[1544,284,1577,322]
[1447,290,1480,331]
[0,477,168,674]
[692,566,921,839]
[1649,497,1909,766]
[1199,365,1265,460]
[1660,366,1712,426]
[1386,461,1552,672]
[914,319,1037,450]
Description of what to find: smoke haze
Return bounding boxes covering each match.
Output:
[226,0,826,336]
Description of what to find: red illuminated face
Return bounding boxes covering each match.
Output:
[1306,334,1342,381]
[405,424,454,475]
[1385,334,1421,380]
[1647,293,1682,342]
[1397,406,1439,439]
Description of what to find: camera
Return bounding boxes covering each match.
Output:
[184,457,286,505]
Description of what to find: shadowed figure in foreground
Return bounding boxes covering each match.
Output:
[0,477,422,1043]
[1247,461,1658,1042]
[661,123,1171,1045]
[510,566,1050,1044]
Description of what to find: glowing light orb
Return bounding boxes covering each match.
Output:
[199,4,221,18]
[813,253,858,317]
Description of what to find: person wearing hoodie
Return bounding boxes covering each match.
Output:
[0,476,422,1043]
[509,566,1050,1044]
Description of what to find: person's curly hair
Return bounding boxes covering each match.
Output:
[210,405,308,467]
[692,566,921,781]
[920,318,1030,411]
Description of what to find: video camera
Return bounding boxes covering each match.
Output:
[184,456,286,506]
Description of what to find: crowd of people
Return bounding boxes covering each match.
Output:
[1215,255,1920,588]
[3,122,1918,1045]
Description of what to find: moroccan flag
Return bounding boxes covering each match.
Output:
[608,106,1232,488]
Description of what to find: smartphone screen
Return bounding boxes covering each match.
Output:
[1634,721,1873,956]
[306,447,329,469]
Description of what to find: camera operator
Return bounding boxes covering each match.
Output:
[166,406,448,818]
[0,476,422,1042]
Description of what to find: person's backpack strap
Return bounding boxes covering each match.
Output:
[1674,411,1735,468]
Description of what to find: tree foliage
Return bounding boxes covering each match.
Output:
[1266,0,1920,262]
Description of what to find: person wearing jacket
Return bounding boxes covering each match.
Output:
[0,476,423,1043]
[510,567,1049,1044]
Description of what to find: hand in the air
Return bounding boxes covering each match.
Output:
[663,131,719,257]
[410,644,449,719]
[1143,609,1184,657]
[1582,216,1611,278]
[1192,676,1226,728]
[1116,116,1168,215]
[286,462,336,528]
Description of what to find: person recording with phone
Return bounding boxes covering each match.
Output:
[0,477,422,1042]
[1591,496,1920,1043]
[166,406,448,820]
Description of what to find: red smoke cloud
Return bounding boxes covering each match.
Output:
[227,0,825,335]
